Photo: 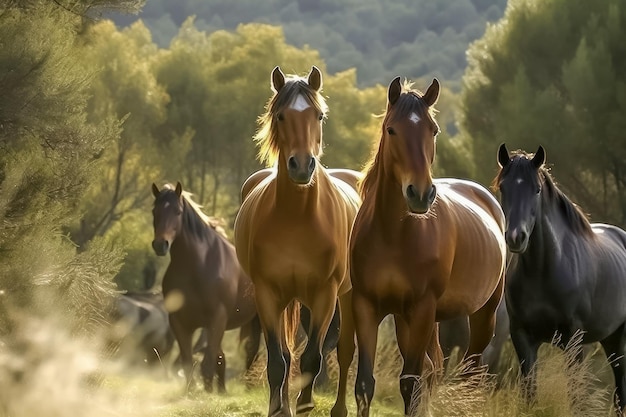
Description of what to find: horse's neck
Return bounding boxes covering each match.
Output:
[364,165,410,234]
[169,218,218,262]
[519,200,566,272]
[275,156,324,213]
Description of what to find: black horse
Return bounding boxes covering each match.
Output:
[495,144,626,410]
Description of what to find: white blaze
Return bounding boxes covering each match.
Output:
[290,94,310,112]
[409,112,421,124]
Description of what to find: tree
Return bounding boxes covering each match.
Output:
[154,21,323,219]
[0,1,139,334]
[73,19,171,248]
[462,0,626,224]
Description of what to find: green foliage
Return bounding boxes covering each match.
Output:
[462,0,626,225]
[0,2,133,333]
[109,0,506,89]
[153,21,390,225]
[73,20,170,248]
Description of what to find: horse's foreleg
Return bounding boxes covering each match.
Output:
[395,297,437,417]
[256,284,292,417]
[201,316,227,394]
[510,323,540,400]
[169,317,194,393]
[296,291,337,415]
[242,315,262,376]
[467,277,504,368]
[600,324,626,413]
[353,293,382,417]
[331,290,355,417]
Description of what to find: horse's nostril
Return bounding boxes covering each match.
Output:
[406,185,417,199]
[518,231,527,243]
[288,156,298,171]
[428,185,436,201]
[308,157,316,172]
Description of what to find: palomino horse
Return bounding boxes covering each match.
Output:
[495,144,626,410]
[350,77,506,416]
[234,66,361,417]
[151,182,261,392]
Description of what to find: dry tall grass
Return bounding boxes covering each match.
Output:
[0,314,620,417]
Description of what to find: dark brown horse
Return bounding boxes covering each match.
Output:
[350,77,506,416]
[234,66,361,417]
[151,182,261,392]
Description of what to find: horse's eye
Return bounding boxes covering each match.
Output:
[277,113,284,121]
[318,113,324,121]
[174,209,182,215]
[386,127,396,135]
[535,187,541,195]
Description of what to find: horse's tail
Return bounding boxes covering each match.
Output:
[283,300,301,356]
[427,322,444,383]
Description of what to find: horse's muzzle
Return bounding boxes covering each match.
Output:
[287,155,315,185]
[405,184,436,214]
[505,228,528,253]
[152,239,170,256]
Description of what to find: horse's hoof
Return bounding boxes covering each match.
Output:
[330,404,348,417]
[295,402,314,415]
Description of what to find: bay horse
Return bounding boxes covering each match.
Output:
[234,66,361,417]
[350,77,506,416]
[495,144,626,410]
[151,182,261,393]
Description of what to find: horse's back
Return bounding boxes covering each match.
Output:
[592,223,626,250]
[436,178,505,230]
[241,168,275,202]
[327,168,363,193]
[328,170,361,218]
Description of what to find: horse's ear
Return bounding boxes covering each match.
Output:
[307,66,323,91]
[532,145,546,169]
[388,76,402,107]
[497,143,510,168]
[175,182,183,197]
[422,78,440,107]
[151,183,160,198]
[271,66,286,93]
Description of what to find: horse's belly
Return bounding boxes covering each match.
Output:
[436,241,505,318]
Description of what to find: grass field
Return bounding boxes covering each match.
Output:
[0,318,620,417]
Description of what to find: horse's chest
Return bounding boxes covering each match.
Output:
[506,273,577,332]
[351,241,432,309]
[249,221,344,285]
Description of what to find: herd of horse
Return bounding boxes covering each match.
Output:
[111,66,626,417]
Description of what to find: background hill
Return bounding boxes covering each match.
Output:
[111,0,507,89]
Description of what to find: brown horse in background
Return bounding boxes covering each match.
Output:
[234,66,361,417]
[350,77,506,416]
[151,182,261,393]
